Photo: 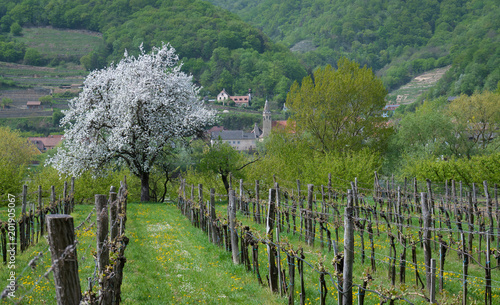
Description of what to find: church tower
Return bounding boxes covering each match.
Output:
[262,99,272,137]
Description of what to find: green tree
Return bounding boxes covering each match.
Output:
[447,91,500,158]
[39,95,53,105]
[392,99,453,157]
[24,48,43,66]
[10,22,22,36]
[52,108,64,126]
[0,127,38,204]
[198,140,257,194]
[287,57,392,153]
[243,130,381,192]
[1,97,13,109]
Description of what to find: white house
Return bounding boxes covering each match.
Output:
[216,89,252,107]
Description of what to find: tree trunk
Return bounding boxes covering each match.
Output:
[221,172,230,195]
[140,172,150,202]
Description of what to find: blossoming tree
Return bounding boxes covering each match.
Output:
[48,43,215,201]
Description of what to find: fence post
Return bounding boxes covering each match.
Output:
[275,183,282,296]
[62,181,67,200]
[343,189,354,305]
[461,232,468,305]
[287,251,295,305]
[46,215,81,305]
[495,183,499,265]
[198,184,204,231]
[96,194,109,273]
[430,258,436,303]
[239,179,244,213]
[485,232,492,305]
[255,180,261,224]
[267,188,278,292]
[306,184,314,246]
[38,185,43,241]
[51,185,56,206]
[95,194,112,304]
[109,187,118,241]
[21,185,27,215]
[210,188,216,244]
[229,190,239,264]
[421,192,432,293]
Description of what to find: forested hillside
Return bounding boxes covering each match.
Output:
[0,0,306,106]
[208,0,499,96]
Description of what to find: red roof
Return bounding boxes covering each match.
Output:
[272,120,296,133]
[28,135,64,150]
[230,96,249,104]
[208,126,224,133]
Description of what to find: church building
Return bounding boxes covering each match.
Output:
[210,100,274,151]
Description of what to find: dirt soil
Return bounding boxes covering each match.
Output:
[391,65,451,105]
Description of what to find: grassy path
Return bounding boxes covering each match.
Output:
[121,202,283,304]
[0,202,284,304]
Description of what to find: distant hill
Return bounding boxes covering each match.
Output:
[207,0,500,96]
[0,0,306,107]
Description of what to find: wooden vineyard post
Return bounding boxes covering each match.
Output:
[239,179,244,214]
[461,233,468,305]
[275,183,282,296]
[46,215,81,305]
[343,189,354,305]
[485,232,492,305]
[421,192,432,293]
[287,251,295,305]
[20,185,27,252]
[210,188,216,244]
[37,185,42,242]
[95,194,112,305]
[328,173,332,202]
[109,187,118,241]
[495,183,499,265]
[297,180,303,241]
[299,250,305,305]
[63,181,69,214]
[51,185,56,206]
[399,236,406,285]
[439,236,447,292]
[430,258,437,303]
[388,234,396,286]
[255,180,261,224]
[320,185,325,249]
[267,188,278,292]
[229,190,239,265]
[96,195,109,272]
[198,184,204,230]
[306,184,314,246]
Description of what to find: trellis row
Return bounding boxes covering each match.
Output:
[46,177,129,305]
[179,183,411,304]
[178,173,499,305]
[0,179,76,263]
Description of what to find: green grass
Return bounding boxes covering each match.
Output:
[17,27,103,59]
[1,195,497,305]
[0,62,86,79]
[0,202,284,304]
[209,197,500,304]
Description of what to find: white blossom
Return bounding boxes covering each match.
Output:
[47,43,215,195]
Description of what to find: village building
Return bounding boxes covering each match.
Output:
[216,89,252,107]
[211,100,288,151]
[28,135,64,152]
[27,101,42,109]
[382,104,400,117]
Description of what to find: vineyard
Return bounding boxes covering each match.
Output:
[0,173,499,304]
[176,173,500,304]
